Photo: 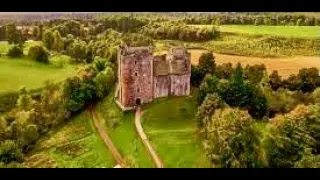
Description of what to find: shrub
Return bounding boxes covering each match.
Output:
[0,140,24,164]
[7,45,23,58]
[28,45,49,63]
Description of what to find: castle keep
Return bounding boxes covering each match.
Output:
[115,44,191,110]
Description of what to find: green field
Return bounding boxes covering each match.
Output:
[0,57,78,93]
[141,92,209,168]
[192,25,320,38]
[95,92,154,168]
[26,111,114,168]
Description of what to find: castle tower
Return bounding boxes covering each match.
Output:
[118,44,154,108]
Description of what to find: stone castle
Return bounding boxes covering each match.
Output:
[115,44,191,110]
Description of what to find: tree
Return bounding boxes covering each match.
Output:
[195,93,224,128]
[52,30,64,52]
[42,30,55,50]
[265,105,317,168]
[94,67,115,99]
[68,39,87,62]
[204,108,263,168]
[32,26,40,40]
[197,74,220,105]
[247,85,268,119]
[198,51,216,75]
[269,70,282,91]
[7,45,23,58]
[222,64,252,108]
[28,45,49,63]
[191,65,205,87]
[93,56,107,72]
[5,24,23,45]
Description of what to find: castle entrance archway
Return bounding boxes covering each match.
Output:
[136,98,141,106]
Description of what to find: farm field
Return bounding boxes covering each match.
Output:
[189,49,320,78]
[141,93,209,168]
[192,25,320,38]
[0,57,78,93]
[95,92,154,168]
[26,111,114,168]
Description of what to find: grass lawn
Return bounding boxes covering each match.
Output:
[140,92,209,168]
[26,111,114,168]
[0,57,78,93]
[192,25,320,38]
[95,92,154,168]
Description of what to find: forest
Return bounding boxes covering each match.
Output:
[0,12,319,168]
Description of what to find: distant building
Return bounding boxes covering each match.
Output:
[115,43,191,110]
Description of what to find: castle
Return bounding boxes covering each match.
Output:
[115,44,191,110]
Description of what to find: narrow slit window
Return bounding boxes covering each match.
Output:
[137,88,140,93]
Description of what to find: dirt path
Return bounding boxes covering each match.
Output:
[89,106,127,168]
[135,107,164,168]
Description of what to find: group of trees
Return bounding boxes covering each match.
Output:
[180,13,320,26]
[141,23,216,41]
[0,52,117,167]
[270,68,320,93]
[192,51,320,168]
[200,102,320,168]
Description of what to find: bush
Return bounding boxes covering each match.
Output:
[28,45,49,63]
[0,140,24,164]
[7,45,23,58]
[0,91,19,112]
[50,55,71,68]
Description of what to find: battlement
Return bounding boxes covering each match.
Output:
[119,44,153,56]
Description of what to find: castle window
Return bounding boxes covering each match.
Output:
[134,61,137,65]
[137,88,140,93]
[135,72,138,76]
[155,83,157,87]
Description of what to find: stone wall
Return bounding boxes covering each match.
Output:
[120,52,153,107]
[153,75,171,98]
[170,74,190,96]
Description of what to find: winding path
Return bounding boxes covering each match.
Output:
[89,106,127,168]
[135,106,164,168]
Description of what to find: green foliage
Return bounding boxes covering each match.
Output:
[16,87,32,111]
[7,45,23,58]
[204,108,263,168]
[214,63,234,79]
[63,76,95,113]
[0,140,24,164]
[283,68,320,93]
[52,30,64,52]
[198,52,216,75]
[197,75,220,105]
[191,65,205,87]
[269,70,282,91]
[244,64,266,84]
[265,105,318,168]
[94,67,115,99]
[121,33,153,47]
[93,56,107,72]
[221,64,252,108]
[42,30,55,50]
[5,24,24,45]
[196,93,224,128]
[141,23,216,41]
[68,39,87,63]
[28,45,49,63]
